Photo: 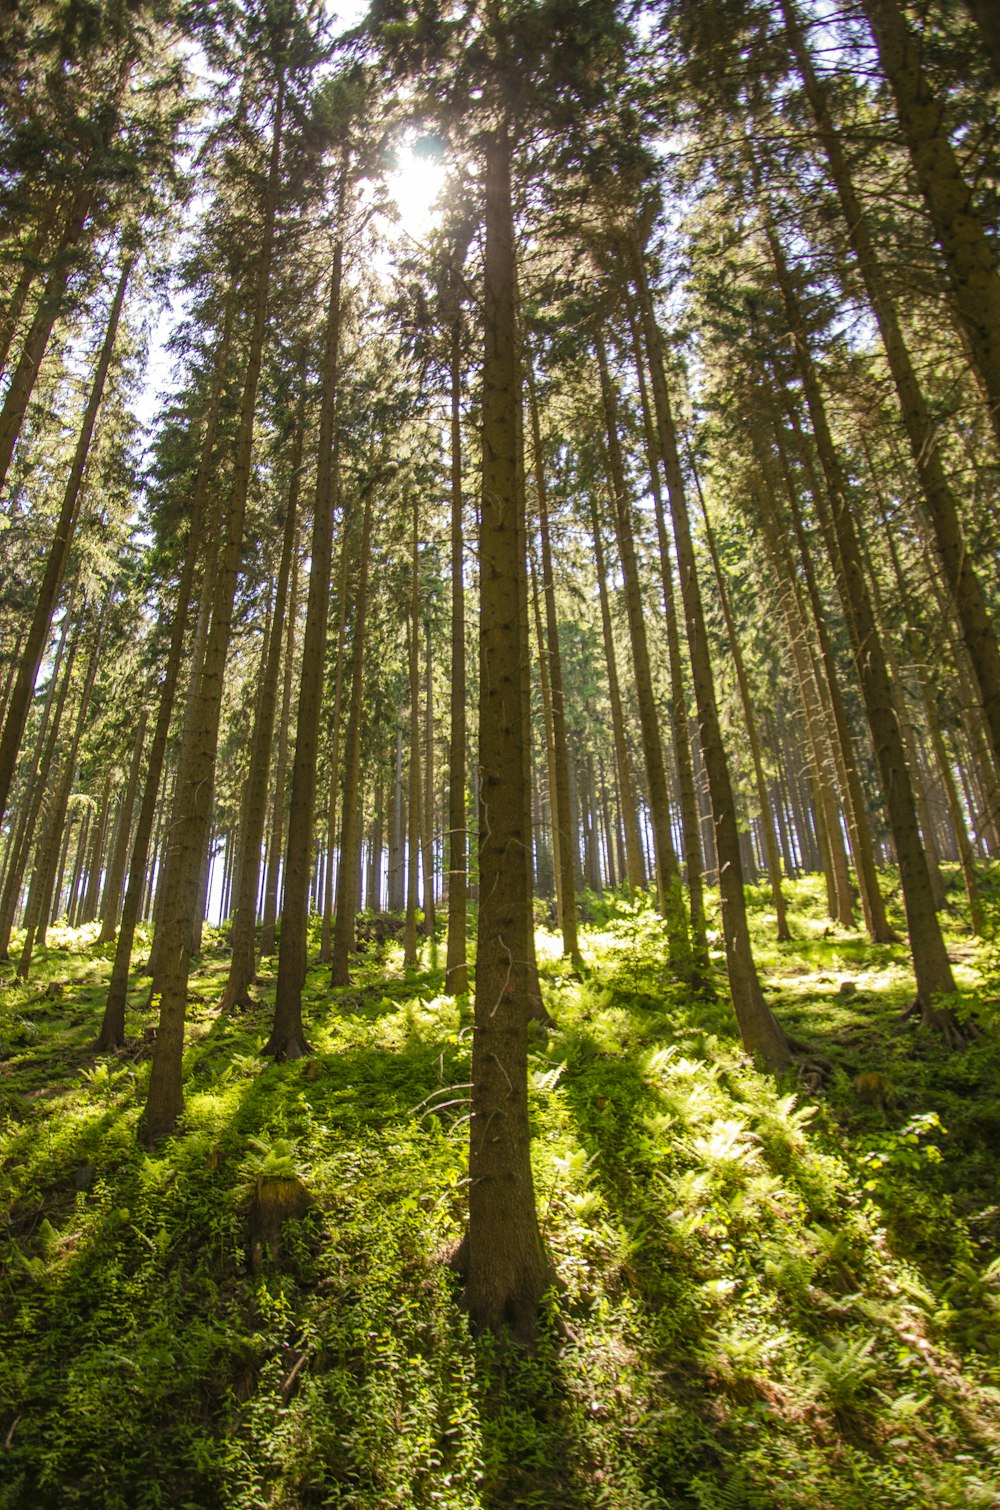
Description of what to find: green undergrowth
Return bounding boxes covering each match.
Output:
[1,875,999,1508]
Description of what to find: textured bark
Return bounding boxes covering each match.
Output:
[422,616,436,933]
[0,178,97,498]
[260,541,300,959]
[596,334,690,971]
[691,461,789,941]
[784,0,1000,782]
[446,322,469,993]
[18,619,102,978]
[628,297,709,970]
[78,773,112,925]
[318,521,351,964]
[764,417,894,941]
[268,222,344,1061]
[860,0,1000,455]
[527,368,580,966]
[221,419,301,1012]
[0,606,76,959]
[633,244,793,1068]
[463,121,548,1346]
[404,504,423,971]
[762,219,960,1030]
[589,499,645,891]
[97,708,147,945]
[331,486,376,986]
[753,475,851,921]
[143,80,284,1139]
[0,258,131,827]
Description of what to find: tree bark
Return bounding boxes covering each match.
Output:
[268,214,346,1061]
[461,120,549,1345]
[783,0,1000,781]
[632,242,793,1068]
[859,0,1000,455]
[526,366,581,966]
[446,319,469,992]
[221,413,302,1011]
[331,485,377,986]
[143,79,284,1138]
[0,257,131,827]
[762,217,961,1034]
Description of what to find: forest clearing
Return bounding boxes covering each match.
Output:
[2,0,1000,1502]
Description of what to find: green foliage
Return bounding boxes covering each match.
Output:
[1,882,1000,1506]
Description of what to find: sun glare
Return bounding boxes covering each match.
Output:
[385,143,449,242]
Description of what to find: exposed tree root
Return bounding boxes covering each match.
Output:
[900,996,981,1049]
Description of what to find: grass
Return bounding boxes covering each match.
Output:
[0,874,999,1508]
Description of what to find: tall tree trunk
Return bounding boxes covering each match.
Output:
[97,708,147,946]
[79,772,112,925]
[761,219,962,1037]
[0,179,97,498]
[783,0,1000,779]
[318,519,352,963]
[142,79,285,1138]
[589,499,645,891]
[460,120,548,1345]
[446,319,469,992]
[0,603,76,958]
[0,257,131,826]
[763,414,895,940]
[859,0,1000,454]
[331,485,377,986]
[627,297,710,970]
[268,209,346,1061]
[596,334,690,976]
[404,502,423,971]
[388,724,405,913]
[632,241,793,1068]
[422,616,436,934]
[261,540,301,958]
[690,457,790,941]
[527,368,581,966]
[221,418,301,1011]
[18,616,103,978]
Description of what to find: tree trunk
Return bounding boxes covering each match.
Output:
[762,218,961,1036]
[404,503,423,971]
[268,210,345,1061]
[422,616,436,934]
[527,367,581,967]
[0,257,131,826]
[221,410,302,1011]
[589,499,645,891]
[597,335,689,968]
[627,296,710,970]
[632,241,793,1068]
[0,604,76,959]
[97,708,147,945]
[0,179,96,499]
[331,485,377,986]
[860,0,1000,456]
[142,79,285,1139]
[261,540,301,958]
[783,0,1000,781]
[691,457,790,941]
[461,120,549,1346]
[446,320,469,992]
[19,617,103,978]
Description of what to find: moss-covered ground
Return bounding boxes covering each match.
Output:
[1,873,999,1508]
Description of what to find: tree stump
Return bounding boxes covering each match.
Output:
[248,1173,309,1272]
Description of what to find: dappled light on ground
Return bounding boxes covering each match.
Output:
[1,876,999,1507]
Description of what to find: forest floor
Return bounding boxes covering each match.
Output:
[1,874,1000,1509]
